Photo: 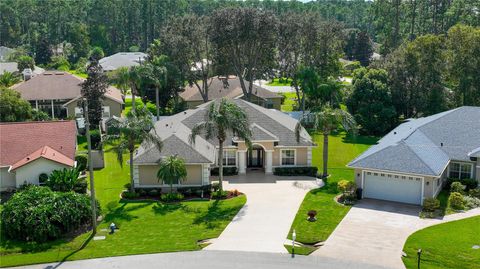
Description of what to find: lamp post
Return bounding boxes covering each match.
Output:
[292,229,296,258]
[417,248,422,269]
[84,99,97,234]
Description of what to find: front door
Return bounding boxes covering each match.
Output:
[248,148,264,168]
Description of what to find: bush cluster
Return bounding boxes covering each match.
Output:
[422,198,440,212]
[448,192,465,210]
[464,196,480,209]
[450,182,466,193]
[161,193,184,202]
[1,186,96,242]
[211,167,238,176]
[75,154,88,171]
[45,168,81,192]
[446,178,477,191]
[211,190,229,199]
[177,185,212,197]
[273,166,318,177]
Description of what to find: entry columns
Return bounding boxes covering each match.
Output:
[265,150,273,174]
[238,150,246,174]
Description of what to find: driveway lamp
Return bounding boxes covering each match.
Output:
[417,248,422,269]
[292,229,296,258]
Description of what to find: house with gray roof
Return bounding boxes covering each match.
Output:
[179,76,283,110]
[99,52,147,72]
[132,99,315,188]
[349,106,480,205]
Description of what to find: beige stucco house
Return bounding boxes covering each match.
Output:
[0,121,77,190]
[12,71,123,120]
[349,106,480,205]
[132,99,315,189]
[179,76,283,110]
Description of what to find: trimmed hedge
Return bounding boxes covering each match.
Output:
[273,166,318,177]
[1,186,97,242]
[211,167,238,176]
[75,154,88,171]
[446,178,478,191]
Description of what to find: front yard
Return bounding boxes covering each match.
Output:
[402,216,480,269]
[286,132,377,252]
[0,150,245,267]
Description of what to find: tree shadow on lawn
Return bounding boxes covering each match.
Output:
[192,200,244,230]
[103,201,152,223]
[340,132,378,145]
[152,202,186,216]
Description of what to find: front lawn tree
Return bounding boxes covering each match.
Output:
[81,54,108,128]
[190,99,252,192]
[210,7,277,101]
[157,155,187,193]
[106,106,163,193]
[296,107,357,178]
[0,87,32,122]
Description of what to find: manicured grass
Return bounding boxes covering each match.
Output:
[286,132,377,247]
[266,78,292,86]
[77,135,88,152]
[402,216,480,269]
[284,244,317,255]
[68,70,88,79]
[281,92,297,112]
[0,151,246,267]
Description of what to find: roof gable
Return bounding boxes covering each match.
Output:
[10,146,74,171]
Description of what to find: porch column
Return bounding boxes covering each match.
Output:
[307,148,312,166]
[265,150,273,174]
[50,100,55,119]
[238,150,246,174]
[35,100,39,110]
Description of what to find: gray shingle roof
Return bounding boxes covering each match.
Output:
[349,106,480,176]
[99,52,147,71]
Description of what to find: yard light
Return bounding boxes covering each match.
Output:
[417,248,422,269]
[292,229,296,258]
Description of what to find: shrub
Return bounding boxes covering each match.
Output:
[73,178,88,194]
[448,192,465,210]
[422,198,440,212]
[138,189,147,196]
[211,190,228,199]
[338,180,356,194]
[468,188,480,199]
[273,166,318,177]
[122,191,139,199]
[463,196,480,209]
[161,193,184,202]
[1,186,94,242]
[446,178,478,191]
[38,173,49,185]
[450,182,466,193]
[75,155,88,171]
[148,189,159,197]
[45,168,80,192]
[212,183,220,192]
[89,129,102,150]
[210,167,238,176]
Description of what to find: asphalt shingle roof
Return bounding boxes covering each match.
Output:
[99,52,146,71]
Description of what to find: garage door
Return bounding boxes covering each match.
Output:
[363,172,423,205]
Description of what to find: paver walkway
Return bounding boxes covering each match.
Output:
[204,171,320,253]
[313,199,480,269]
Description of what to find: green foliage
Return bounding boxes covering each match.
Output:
[122,191,139,199]
[211,191,228,199]
[468,188,480,199]
[31,109,51,121]
[89,129,102,150]
[38,173,49,184]
[0,87,32,122]
[448,192,464,210]
[17,55,35,71]
[48,56,71,71]
[0,71,21,87]
[337,180,355,193]
[73,178,88,194]
[343,29,373,66]
[346,67,397,135]
[273,167,318,177]
[45,168,81,192]
[446,178,478,191]
[160,192,184,202]
[80,59,108,128]
[1,186,93,242]
[89,47,104,61]
[210,167,238,176]
[157,155,187,193]
[128,45,139,52]
[148,189,159,197]
[422,198,440,212]
[75,155,88,171]
[450,182,466,193]
[463,196,480,210]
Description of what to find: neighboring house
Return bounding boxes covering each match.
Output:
[0,62,45,76]
[179,76,283,110]
[0,121,77,190]
[133,99,315,189]
[99,52,147,72]
[11,72,123,120]
[0,46,14,61]
[348,106,480,205]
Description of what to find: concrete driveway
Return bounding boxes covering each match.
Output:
[204,171,320,253]
[313,199,480,269]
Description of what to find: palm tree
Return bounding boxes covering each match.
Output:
[296,107,357,178]
[189,99,252,192]
[111,67,130,98]
[127,66,143,113]
[157,155,187,193]
[0,71,21,87]
[105,106,163,193]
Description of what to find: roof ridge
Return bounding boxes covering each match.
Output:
[400,138,437,176]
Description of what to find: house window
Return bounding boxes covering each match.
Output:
[449,162,472,179]
[222,150,236,166]
[281,149,295,166]
[102,106,110,118]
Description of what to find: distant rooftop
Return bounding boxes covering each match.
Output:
[99,52,147,71]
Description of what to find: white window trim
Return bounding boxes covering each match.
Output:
[449,161,473,179]
[102,106,111,118]
[222,149,237,167]
[280,149,296,166]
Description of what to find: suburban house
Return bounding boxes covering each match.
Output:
[0,62,45,76]
[99,52,147,72]
[132,99,315,188]
[179,76,283,110]
[11,72,124,120]
[0,121,77,190]
[349,106,480,205]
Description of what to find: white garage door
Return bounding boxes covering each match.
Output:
[363,172,423,205]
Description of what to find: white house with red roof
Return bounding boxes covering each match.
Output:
[0,120,77,190]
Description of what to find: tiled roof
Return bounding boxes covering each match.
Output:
[10,146,74,171]
[349,106,480,176]
[0,121,77,167]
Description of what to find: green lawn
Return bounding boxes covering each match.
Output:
[281,92,297,112]
[68,70,88,79]
[266,78,292,86]
[0,151,246,267]
[402,216,480,269]
[285,132,377,251]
